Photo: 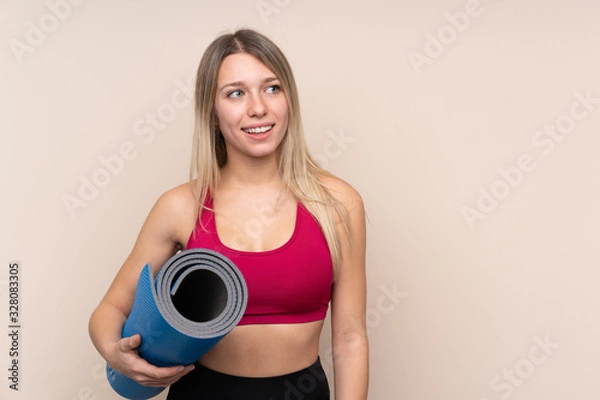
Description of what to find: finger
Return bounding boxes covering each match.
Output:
[129,334,141,349]
[146,364,187,380]
[158,365,195,386]
[180,364,196,377]
[132,364,194,387]
[119,334,141,352]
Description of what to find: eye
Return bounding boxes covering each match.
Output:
[265,85,281,94]
[227,89,243,98]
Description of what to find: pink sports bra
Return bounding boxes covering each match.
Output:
[185,196,333,325]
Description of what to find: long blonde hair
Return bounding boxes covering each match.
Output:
[190,29,350,268]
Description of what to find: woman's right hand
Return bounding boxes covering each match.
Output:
[89,187,198,388]
[109,334,195,388]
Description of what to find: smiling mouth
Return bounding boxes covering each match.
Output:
[242,125,274,134]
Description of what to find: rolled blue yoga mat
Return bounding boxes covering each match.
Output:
[106,248,248,400]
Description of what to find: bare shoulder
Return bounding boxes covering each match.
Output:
[318,173,364,213]
[155,181,196,214]
[145,181,197,246]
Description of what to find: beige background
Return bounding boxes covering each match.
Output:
[1,0,599,399]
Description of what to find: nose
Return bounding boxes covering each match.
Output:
[247,93,267,117]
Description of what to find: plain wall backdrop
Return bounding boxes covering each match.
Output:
[1,0,599,399]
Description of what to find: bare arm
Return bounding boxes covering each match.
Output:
[88,185,196,387]
[327,179,369,399]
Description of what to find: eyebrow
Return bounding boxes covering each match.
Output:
[219,76,280,92]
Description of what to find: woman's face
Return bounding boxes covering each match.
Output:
[214,53,289,163]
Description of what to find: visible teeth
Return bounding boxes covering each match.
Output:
[244,125,272,134]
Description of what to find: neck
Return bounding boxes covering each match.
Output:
[219,153,283,190]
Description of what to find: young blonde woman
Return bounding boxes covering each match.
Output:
[89,29,368,400]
